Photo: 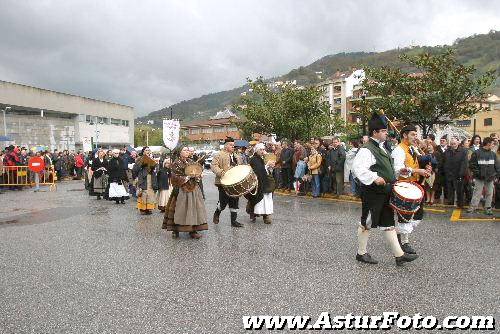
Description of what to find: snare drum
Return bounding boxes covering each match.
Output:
[390,181,424,215]
[220,165,258,197]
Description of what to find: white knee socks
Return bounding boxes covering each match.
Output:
[357,226,369,255]
[383,229,404,257]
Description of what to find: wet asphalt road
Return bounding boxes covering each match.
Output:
[0,173,499,333]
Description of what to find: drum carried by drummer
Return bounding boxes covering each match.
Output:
[391,124,431,255]
[211,137,246,227]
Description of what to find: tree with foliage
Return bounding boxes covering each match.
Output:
[363,49,495,136]
[234,78,347,141]
[134,125,163,147]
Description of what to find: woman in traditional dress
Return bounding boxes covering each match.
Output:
[107,149,129,204]
[162,147,208,239]
[132,147,158,215]
[157,157,172,212]
[246,143,276,224]
[90,149,108,200]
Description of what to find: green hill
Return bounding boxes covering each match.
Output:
[138,30,500,126]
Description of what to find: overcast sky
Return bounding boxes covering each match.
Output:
[0,0,498,116]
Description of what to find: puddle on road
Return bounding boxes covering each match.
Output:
[0,206,86,227]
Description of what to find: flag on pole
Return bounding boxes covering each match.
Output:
[163,119,180,150]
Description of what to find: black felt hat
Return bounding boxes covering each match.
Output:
[368,112,388,133]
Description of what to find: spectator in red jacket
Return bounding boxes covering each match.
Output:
[75,151,85,180]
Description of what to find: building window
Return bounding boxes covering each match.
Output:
[201,127,213,133]
[78,114,86,122]
[122,120,129,127]
[484,118,492,126]
[334,98,342,104]
[190,128,201,134]
[111,118,121,125]
[102,117,110,125]
[227,126,238,132]
[86,115,92,123]
[213,126,226,133]
[455,120,471,127]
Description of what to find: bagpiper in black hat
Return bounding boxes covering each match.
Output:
[368,111,388,134]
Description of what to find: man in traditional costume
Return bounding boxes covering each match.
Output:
[245,143,276,224]
[90,149,108,200]
[352,113,419,266]
[211,137,244,227]
[162,147,208,239]
[132,147,158,215]
[391,125,430,254]
[107,149,129,204]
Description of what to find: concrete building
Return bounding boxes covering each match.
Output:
[317,69,365,122]
[181,110,241,146]
[0,80,134,151]
[454,95,500,138]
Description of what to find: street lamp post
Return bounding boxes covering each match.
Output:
[3,106,11,137]
[90,118,103,149]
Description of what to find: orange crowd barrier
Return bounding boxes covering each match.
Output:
[0,165,57,191]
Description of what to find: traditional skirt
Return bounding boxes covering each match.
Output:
[91,174,108,196]
[254,193,273,215]
[157,189,172,210]
[108,182,129,199]
[137,174,156,211]
[162,186,208,232]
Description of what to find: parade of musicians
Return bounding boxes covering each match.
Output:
[1,1,499,333]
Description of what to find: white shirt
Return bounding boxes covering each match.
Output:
[352,138,388,186]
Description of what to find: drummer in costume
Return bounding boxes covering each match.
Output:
[162,147,208,239]
[90,149,109,200]
[132,147,158,215]
[246,143,276,224]
[352,113,419,266]
[391,125,430,254]
[211,137,244,227]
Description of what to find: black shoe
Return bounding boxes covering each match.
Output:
[401,243,416,254]
[213,209,221,224]
[230,211,242,227]
[356,253,378,264]
[97,195,101,200]
[395,253,419,266]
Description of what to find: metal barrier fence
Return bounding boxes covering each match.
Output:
[0,165,57,191]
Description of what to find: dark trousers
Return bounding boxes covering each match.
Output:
[217,186,239,211]
[434,173,448,201]
[281,168,293,190]
[446,177,464,207]
[330,171,344,195]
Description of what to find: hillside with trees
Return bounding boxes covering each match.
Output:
[137,30,500,126]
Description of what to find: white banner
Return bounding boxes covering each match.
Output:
[163,119,180,150]
[82,137,92,152]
